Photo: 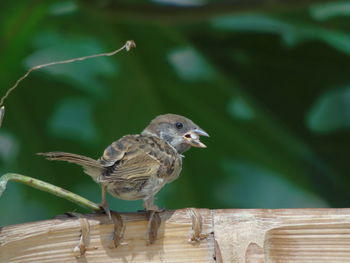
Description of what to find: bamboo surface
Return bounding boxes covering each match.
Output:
[1,208,350,263]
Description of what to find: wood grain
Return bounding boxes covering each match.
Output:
[1,209,350,262]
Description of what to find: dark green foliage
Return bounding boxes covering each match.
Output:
[1,0,350,225]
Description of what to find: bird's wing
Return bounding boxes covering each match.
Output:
[98,135,177,183]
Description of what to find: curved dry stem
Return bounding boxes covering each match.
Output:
[0,173,100,211]
[0,40,136,107]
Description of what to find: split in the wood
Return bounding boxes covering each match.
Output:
[187,208,208,243]
[73,218,97,258]
[213,239,223,263]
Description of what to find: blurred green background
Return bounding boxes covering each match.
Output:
[1,0,350,226]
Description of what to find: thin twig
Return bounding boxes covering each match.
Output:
[0,173,100,211]
[0,40,136,107]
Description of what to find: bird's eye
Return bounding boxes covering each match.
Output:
[175,122,183,129]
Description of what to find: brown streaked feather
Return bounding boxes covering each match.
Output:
[37,152,101,167]
[98,140,126,167]
[97,135,181,184]
[98,135,160,182]
[37,152,104,180]
[38,134,183,201]
[38,114,206,211]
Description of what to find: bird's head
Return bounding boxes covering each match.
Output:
[142,114,209,154]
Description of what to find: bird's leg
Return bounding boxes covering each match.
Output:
[146,210,161,245]
[143,196,159,211]
[99,184,126,247]
[99,183,111,219]
[143,196,163,244]
[109,212,126,248]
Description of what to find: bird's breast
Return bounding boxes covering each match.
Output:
[106,175,168,201]
[104,135,183,201]
[140,176,167,197]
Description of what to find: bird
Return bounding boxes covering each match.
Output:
[38,114,209,216]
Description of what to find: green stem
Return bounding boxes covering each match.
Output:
[0,173,100,211]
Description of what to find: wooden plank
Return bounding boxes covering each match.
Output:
[213,209,350,263]
[266,223,350,262]
[1,209,350,262]
[0,209,214,263]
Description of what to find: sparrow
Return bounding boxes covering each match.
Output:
[38,114,209,215]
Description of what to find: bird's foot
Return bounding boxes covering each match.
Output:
[142,198,163,244]
[109,211,126,248]
[98,202,112,220]
[146,210,161,245]
[97,203,126,248]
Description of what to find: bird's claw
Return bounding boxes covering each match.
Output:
[146,210,161,245]
[99,203,112,220]
[109,211,125,248]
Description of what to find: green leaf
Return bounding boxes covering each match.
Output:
[25,31,117,97]
[168,47,216,81]
[0,131,19,164]
[48,1,78,16]
[48,97,98,144]
[217,160,328,208]
[310,1,350,21]
[227,97,255,120]
[307,87,350,133]
[212,14,350,54]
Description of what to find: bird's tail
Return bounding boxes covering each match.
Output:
[37,152,105,181]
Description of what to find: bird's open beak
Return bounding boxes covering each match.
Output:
[183,128,209,148]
